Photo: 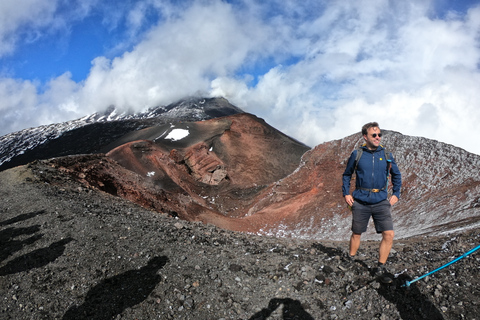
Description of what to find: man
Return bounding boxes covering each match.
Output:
[341,122,402,284]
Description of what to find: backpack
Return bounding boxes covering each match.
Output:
[353,145,391,174]
[353,146,392,192]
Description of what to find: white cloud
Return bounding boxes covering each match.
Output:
[0,0,58,56]
[0,0,100,58]
[0,72,83,133]
[1,0,480,155]
[219,1,480,154]
[76,1,264,112]
[0,77,44,135]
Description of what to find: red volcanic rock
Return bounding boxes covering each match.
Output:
[183,143,227,185]
[239,131,480,240]
[104,113,310,219]
[45,114,480,241]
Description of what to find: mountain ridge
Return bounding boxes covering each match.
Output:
[0,97,243,171]
[1,97,479,240]
[1,96,479,319]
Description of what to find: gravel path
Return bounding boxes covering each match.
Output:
[1,162,479,319]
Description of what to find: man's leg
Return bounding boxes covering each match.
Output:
[378,230,394,264]
[339,232,362,271]
[350,201,369,257]
[349,233,362,257]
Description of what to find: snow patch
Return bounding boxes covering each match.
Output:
[165,129,189,141]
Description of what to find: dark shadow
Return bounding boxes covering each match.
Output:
[0,210,46,226]
[377,274,444,320]
[0,211,46,263]
[62,256,169,320]
[249,298,314,320]
[0,238,73,276]
[0,228,43,263]
[0,225,41,243]
[311,243,344,258]
[354,259,372,274]
[311,242,443,319]
[311,242,367,273]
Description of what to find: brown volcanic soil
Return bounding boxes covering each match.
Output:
[2,112,480,319]
[38,113,480,240]
[1,161,480,320]
[64,113,314,233]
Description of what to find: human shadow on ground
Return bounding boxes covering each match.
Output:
[0,210,46,227]
[249,298,314,320]
[377,274,444,320]
[312,242,444,319]
[0,237,73,276]
[0,225,43,263]
[62,255,169,320]
[0,210,46,263]
[311,243,344,258]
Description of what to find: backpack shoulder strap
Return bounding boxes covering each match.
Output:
[354,146,391,173]
[383,147,392,177]
[383,147,390,161]
[353,148,363,173]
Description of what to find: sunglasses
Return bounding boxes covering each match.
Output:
[371,133,382,138]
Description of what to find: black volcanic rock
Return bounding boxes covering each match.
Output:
[0,164,479,319]
[34,123,480,241]
[32,113,311,231]
[1,95,480,319]
[2,95,478,240]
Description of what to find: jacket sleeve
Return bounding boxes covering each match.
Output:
[342,151,356,196]
[389,153,402,198]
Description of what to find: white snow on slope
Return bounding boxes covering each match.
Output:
[164,129,189,141]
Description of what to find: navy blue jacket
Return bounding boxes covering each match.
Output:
[342,145,401,204]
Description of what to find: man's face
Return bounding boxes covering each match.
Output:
[364,127,381,150]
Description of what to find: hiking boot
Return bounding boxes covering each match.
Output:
[338,254,355,271]
[373,265,393,284]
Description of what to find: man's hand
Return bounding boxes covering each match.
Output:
[344,195,354,206]
[389,195,399,206]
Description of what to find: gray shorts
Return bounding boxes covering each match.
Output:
[351,200,393,234]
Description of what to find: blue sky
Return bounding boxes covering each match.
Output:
[1,0,480,155]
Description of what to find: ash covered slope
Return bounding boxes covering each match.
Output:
[40,112,311,230]
[40,112,480,240]
[1,94,479,240]
[0,97,242,171]
[1,163,479,320]
[245,130,480,240]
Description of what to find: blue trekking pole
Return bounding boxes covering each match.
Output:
[403,243,480,287]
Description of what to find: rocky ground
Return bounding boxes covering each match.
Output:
[1,161,479,320]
